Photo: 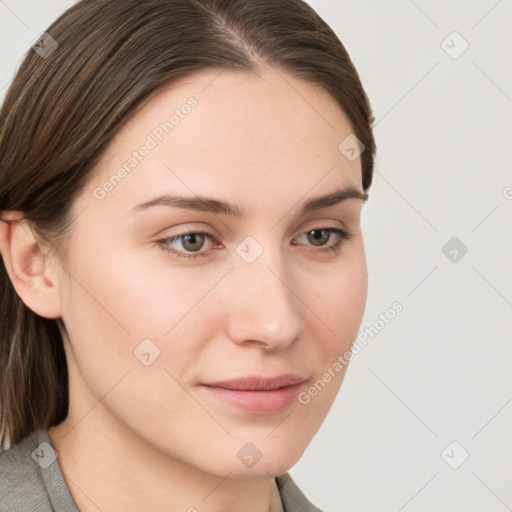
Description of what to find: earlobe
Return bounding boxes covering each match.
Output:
[0,211,62,319]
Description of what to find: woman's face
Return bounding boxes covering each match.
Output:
[54,65,368,477]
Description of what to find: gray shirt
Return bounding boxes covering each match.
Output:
[0,429,323,511]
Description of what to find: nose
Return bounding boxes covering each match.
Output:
[224,246,303,351]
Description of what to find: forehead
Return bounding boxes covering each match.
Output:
[82,66,363,220]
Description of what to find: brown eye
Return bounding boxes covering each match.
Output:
[295,227,352,254]
[306,229,331,247]
[157,226,353,261]
[180,233,207,252]
[157,231,216,259]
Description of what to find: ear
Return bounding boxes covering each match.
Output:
[0,211,63,319]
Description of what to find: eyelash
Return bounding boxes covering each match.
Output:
[155,227,353,260]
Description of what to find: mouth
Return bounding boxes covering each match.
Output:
[199,375,308,414]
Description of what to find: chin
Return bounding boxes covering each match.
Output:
[197,425,314,479]
[209,449,306,479]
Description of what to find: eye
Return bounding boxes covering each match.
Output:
[294,227,353,255]
[156,230,216,259]
[156,226,353,260]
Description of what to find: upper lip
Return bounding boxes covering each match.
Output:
[202,375,307,391]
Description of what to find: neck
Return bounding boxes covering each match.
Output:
[49,410,283,512]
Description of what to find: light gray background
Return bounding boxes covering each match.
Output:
[1,1,511,511]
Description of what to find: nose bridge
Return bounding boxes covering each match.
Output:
[225,237,302,348]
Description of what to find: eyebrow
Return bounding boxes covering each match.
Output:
[131,185,368,218]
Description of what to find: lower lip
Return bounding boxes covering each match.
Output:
[200,383,304,414]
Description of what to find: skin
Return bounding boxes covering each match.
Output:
[0,65,368,512]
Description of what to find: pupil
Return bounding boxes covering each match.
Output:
[309,229,328,246]
[184,234,203,251]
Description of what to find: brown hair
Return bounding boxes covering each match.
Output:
[0,0,376,448]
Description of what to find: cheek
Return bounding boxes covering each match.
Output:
[308,252,368,354]
[59,254,208,439]
[63,245,209,336]
[292,257,367,432]
[58,248,224,389]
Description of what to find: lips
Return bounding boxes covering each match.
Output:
[200,375,307,414]
[204,375,307,391]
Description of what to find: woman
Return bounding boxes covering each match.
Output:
[0,0,376,510]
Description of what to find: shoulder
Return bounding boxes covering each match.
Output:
[0,430,54,511]
[276,472,324,512]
